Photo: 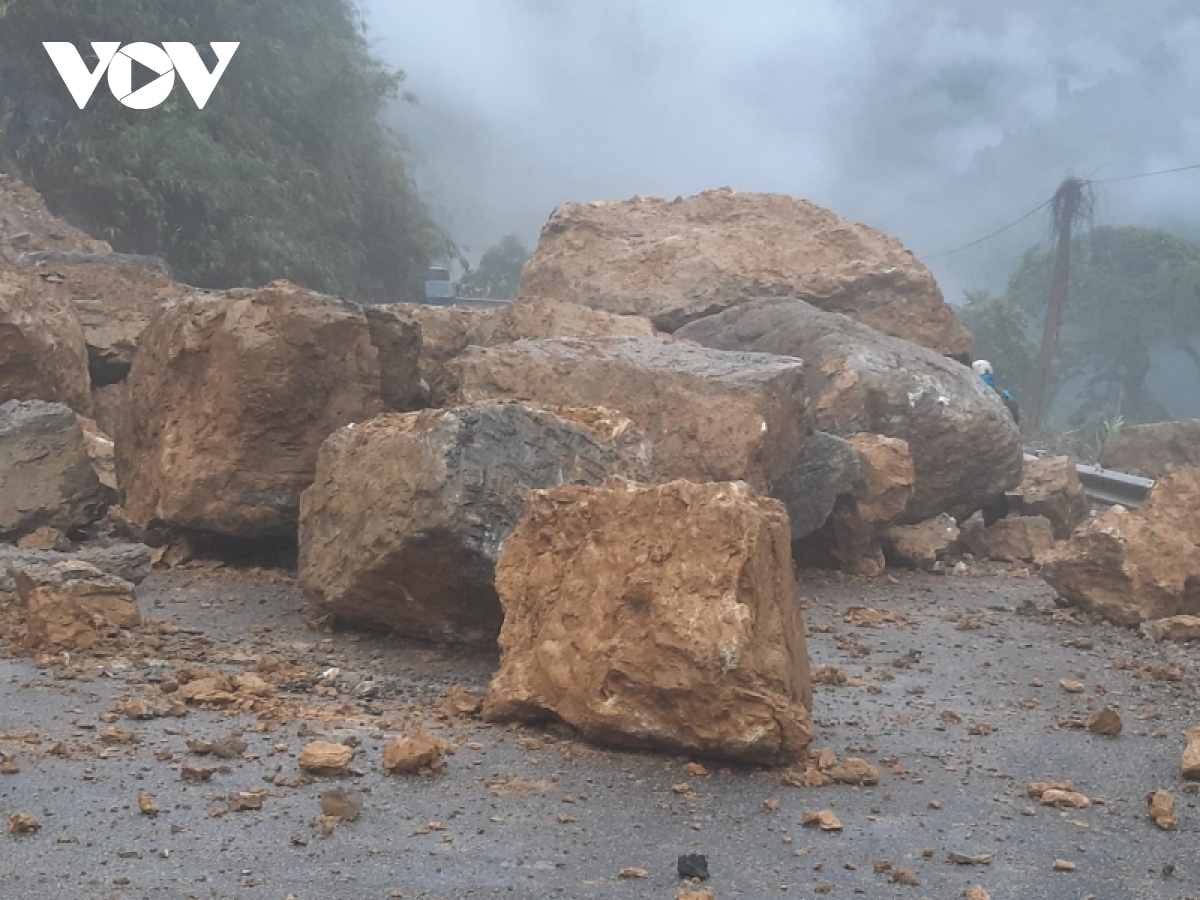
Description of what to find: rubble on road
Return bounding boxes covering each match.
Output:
[957,515,1056,563]
[300,403,635,643]
[1140,615,1200,643]
[0,400,108,540]
[1040,466,1200,625]
[1183,726,1200,780]
[457,335,809,492]
[520,188,971,357]
[382,731,453,775]
[11,559,140,651]
[118,281,389,538]
[676,299,1021,521]
[484,479,812,765]
[1100,419,1200,479]
[1147,789,1177,830]
[298,740,354,775]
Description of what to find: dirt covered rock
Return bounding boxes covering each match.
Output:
[484,479,813,765]
[795,434,915,575]
[0,401,107,540]
[676,299,1020,521]
[0,267,92,414]
[118,281,385,537]
[521,188,971,357]
[364,305,424,411]
[11,559,140,651]
[1040,467,1200,626]
[476,295,658,346]
[15,252,182,385]
[1010,456,1091,539]
[1100,419,1200,480]
[958,515,1056,563]
[378,303,494,407]
[457,336,809,492]
[300,403,635,644]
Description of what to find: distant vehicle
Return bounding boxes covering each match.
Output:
[424,266,455,305]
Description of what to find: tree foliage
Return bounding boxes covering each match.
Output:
[0,0,449,302]
[963,225,1200,427]
[457,234,530,299]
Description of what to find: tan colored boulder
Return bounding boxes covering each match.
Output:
[795,434,915,575]
[378,303,494,406]
[300,404,636,644]
[958,515,1056,563]
[1141,616,1200,643]
[1040,467,1200,626]
[476,295,658,345]
[118,282,385,537]
[457,336,809,492]
[0,268,92,414]
[484,479,813,765]
[521,188,971,358]
[882,513,960,569]
[16,252,182,385]
[1100,419,1200,479]
[0,401,108,540]
[1012,456,1091,539]
[1183,726,1200,780]
[12,560,140,651]
[0,173,110,263]
[677,299,1021,521]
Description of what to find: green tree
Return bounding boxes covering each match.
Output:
[0,0,449,302]
[457,235,530,299]
[967,225,1200,426]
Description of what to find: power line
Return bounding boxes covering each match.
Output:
[1089,162,1200,184]
[922,198,1053,259]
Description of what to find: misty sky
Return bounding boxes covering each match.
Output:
[363,0,1200,305]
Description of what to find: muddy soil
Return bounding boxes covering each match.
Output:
[2,564,1198,899]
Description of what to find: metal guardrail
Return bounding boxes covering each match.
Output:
[1023,453,1153,510]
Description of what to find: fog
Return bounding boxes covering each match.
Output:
[362,0,1200,307]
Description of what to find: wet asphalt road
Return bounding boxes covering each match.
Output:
[2,565,1199,899]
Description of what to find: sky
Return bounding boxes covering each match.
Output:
[361,0,1200,306]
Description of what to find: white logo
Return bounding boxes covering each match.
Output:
[43,42,240,110]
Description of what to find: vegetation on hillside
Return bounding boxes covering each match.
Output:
[0,0,449,302]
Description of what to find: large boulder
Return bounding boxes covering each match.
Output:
[484,479,814,765]
[15,252,182,385]
[300,403,636,644]
[456,336,809,492]
[1040,467,1200,626]
[0,267,92,414]
[1100,420,1200,480]
[521,188,971,357]
[118,281,385,538]
[0,173,110,264]
[377,303,494,407]
[475,295,658,346]
[795,434,916,575]
[1008,456,1091,539]
[958,515,1056,563]
[0,401,108,541]
[677,299,1022,521]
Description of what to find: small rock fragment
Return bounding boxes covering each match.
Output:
[802,810,843,832]
[827,758,880,786]
[677,854,710,880]
[137,791,159,816]
[1052,859,1076,872]
[947,852,994,866]
[965,887,990,900]
[1182,726,1200,780]
[891,867,920,886]
[619,867,648,879]
[186,735,247,759]
[1086,708,1122,737]
[382,731,452,775]
[1039,789,1091,809]
[298,741,353,775]
[1059,679,1085,694]
[319,788,363,822]
[683,762,709,777]
[227,791,264,812]
[0,754,18,775]
[1026,781,1073,799]
[7,812,39,834]
[1148,790,1177,831]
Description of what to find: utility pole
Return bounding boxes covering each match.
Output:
[1031,178,1088,429]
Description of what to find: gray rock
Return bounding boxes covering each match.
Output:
[0,542,153,585]
[771,431,861,541]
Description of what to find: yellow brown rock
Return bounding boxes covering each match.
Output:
[521,188,971,357]
[118,282,386,537]
[1182,726,1200,780]
[1100,419,1200,479]
[958,515,1057,563]
[1040,467,1200,625]
[382,731,453,775]
[1011,456,1091,539]
[476,295,658,346]
[12,559,140,651]
[1148,789,1177,830]
[298,741,354,775]
[484,479,813,765]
